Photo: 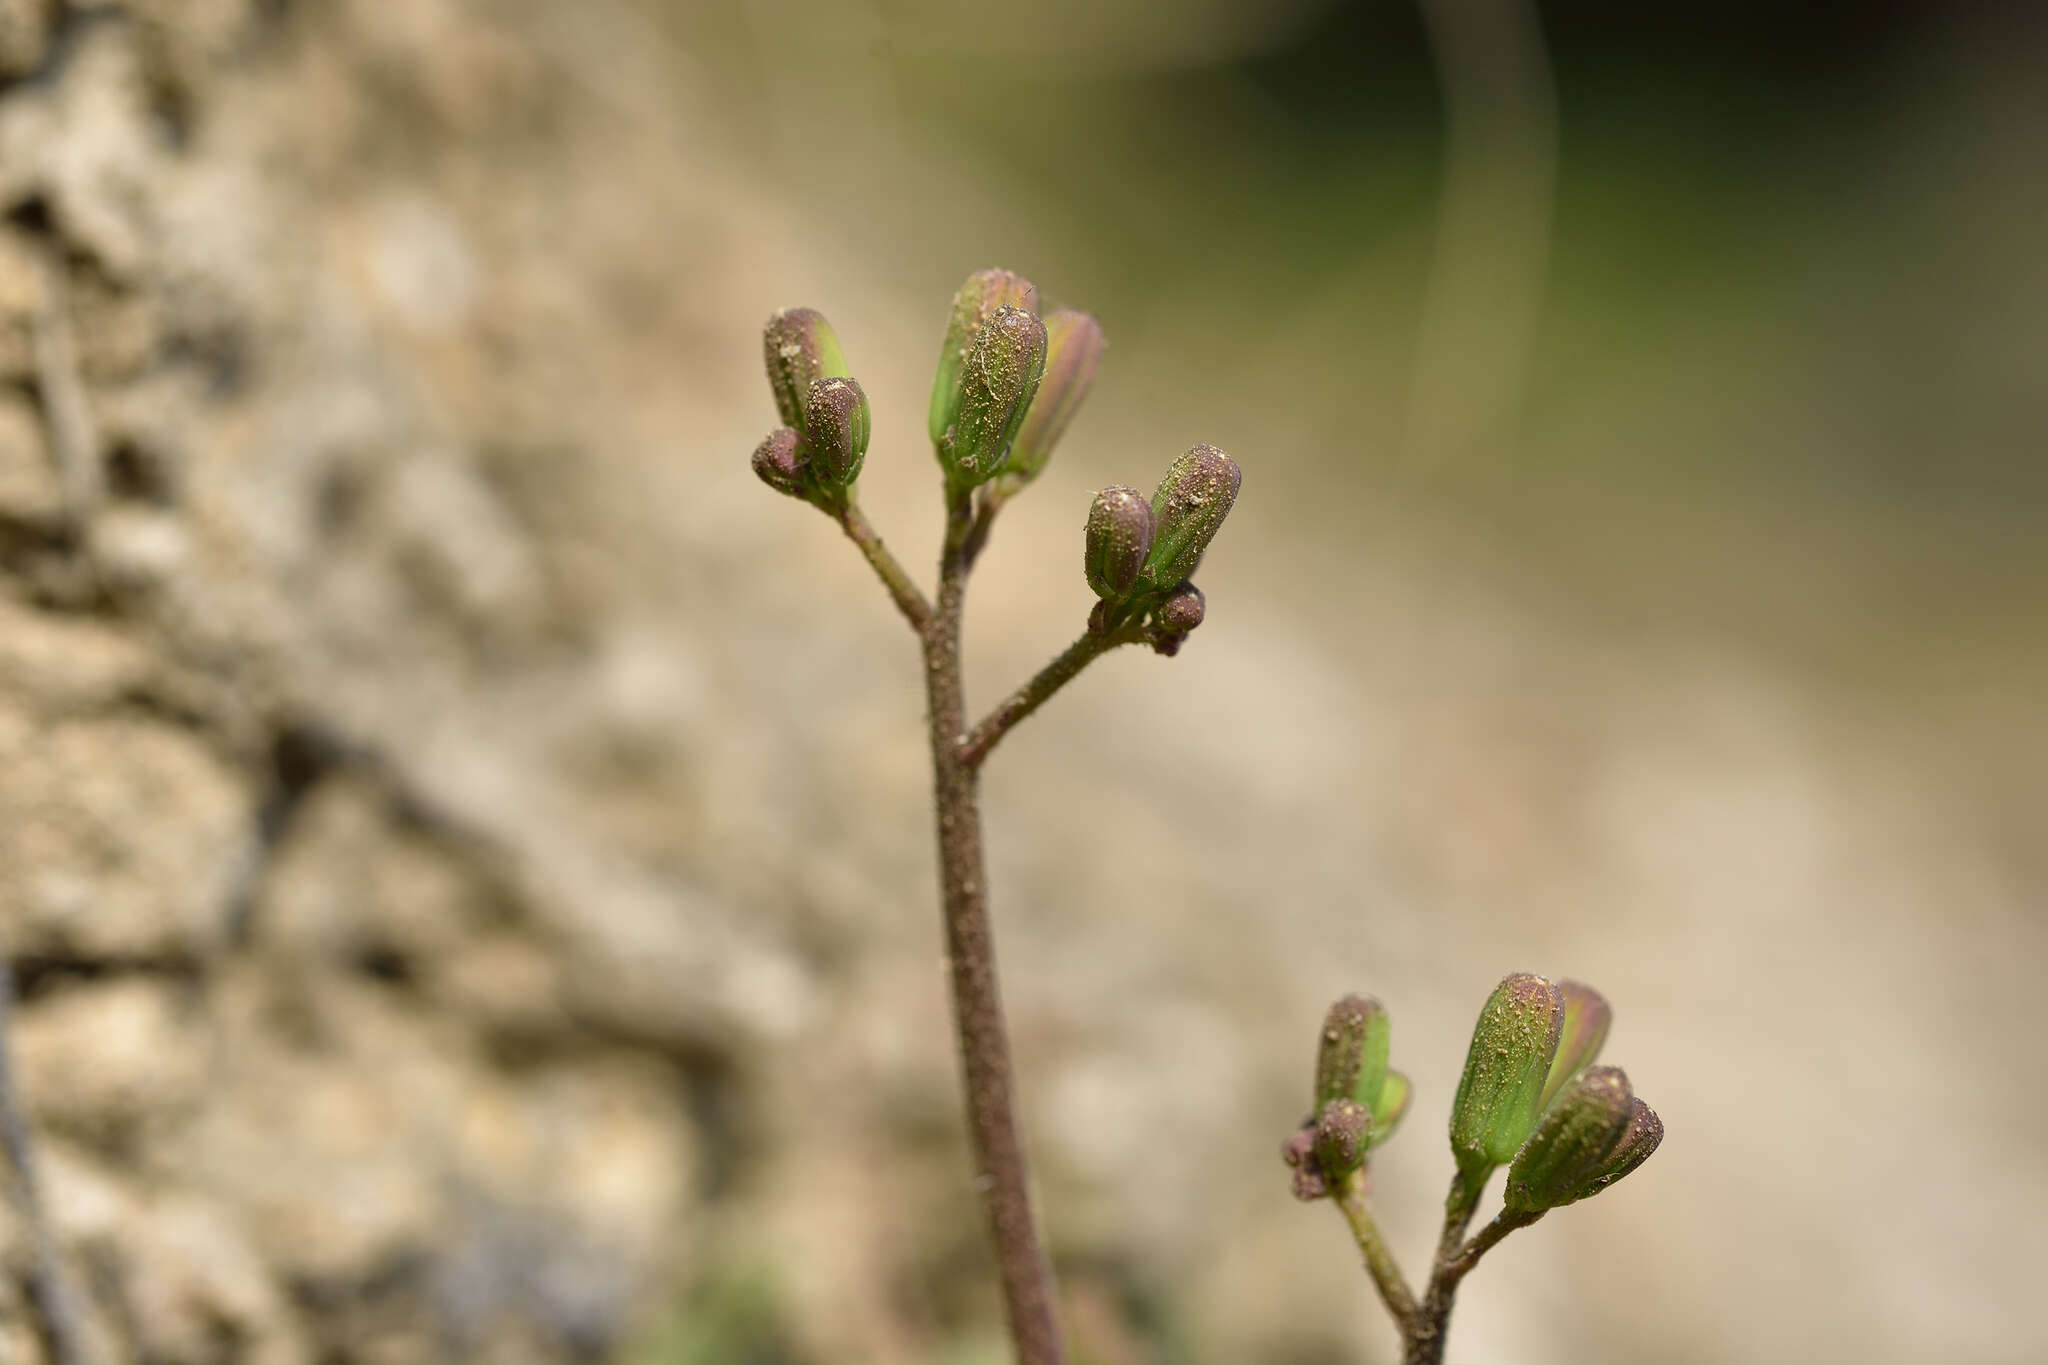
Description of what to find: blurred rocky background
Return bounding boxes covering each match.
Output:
[0,0,2041,1362]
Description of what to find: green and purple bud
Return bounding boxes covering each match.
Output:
[1539,980,1613,1111]
[1449,972,1565,1176]
[1504,1065,1634,1213]
[1085,485,1154,599]
[1156,582,1206,636]
[1562,1096,1663,1204]
[803,376,870,487]
[763,307,850,431]
[1367,1069,1411,1150]
[942,305,1047,488]
[1142,444,1240,589]
[1313,1098,1372,1183]
[930,268,1039,445]
[1314,993,1391,1117]
[751,427,806,499]
[997,309,1105,493]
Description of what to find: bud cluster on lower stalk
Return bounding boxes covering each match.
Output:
[1083,443,1241,649]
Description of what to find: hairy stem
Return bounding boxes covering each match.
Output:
[923,494,1066,1365]
[960,624,1142,772]
[1401,1168,1512,1365]
[836,499,931,631]
[1334,1173,1417,1329]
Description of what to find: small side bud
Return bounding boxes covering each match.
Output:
[1563,1096,1663,1203]
[1001,309,1105,491]
[1367,1069,1411,1150]
[751,427,806,499]
[763,308,850,430]
[1539,981,1613,1111]
[1313,1098,1372,1183]
[1449,972,1565,1176]
[1143,444,1241,588]
[1156,582,1205,635]
[1314,994,1391,1117]
[930,268,1039,445]
[1504,1066,1634,1213]
[804,376,871,486]
[942,306,1048,487]
[1084,486,1154,599]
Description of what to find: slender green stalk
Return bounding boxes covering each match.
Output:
[1334,1173,1417,1328]
[834,499,930,631]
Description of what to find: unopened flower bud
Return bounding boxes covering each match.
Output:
[1314,1098,1372,1183]
[930,268,1039,445]
[1282,1124,1328,1201]
[1562,1096,1663,1204]
[804,376,870,486]
[1000,309,1104,492]
[1314,994,1390,1117]
[1143,444,1240,588]
[1505,1066,1633,1213]
[1449,972,1565,1176]
[942,306,1047,487]
[1156,582,1205,635]
[1084,485,1153,600]
[1539,981,1612,1111]
[1367,1069,1411,1150]
[763,308,850,431]
[750,427,806,499]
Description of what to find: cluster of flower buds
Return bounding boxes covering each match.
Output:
[1285,975,1659,1213]
[1448,974,1662,1210]
[1084,443,1241,654]
[752,307,873,508]
[1284,992,1413,1199]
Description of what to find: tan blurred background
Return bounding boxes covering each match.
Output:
[0,0,2042,1362]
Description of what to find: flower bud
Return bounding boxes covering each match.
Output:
[1143,444,1240,588]
[1282,1124,1328,1201]
[1367,1069,1411,1150]
[1562,1096,1663,1204]
[1504,1066,1633,1213]
[1000,309,1104,491]
[1156,582,1205,635]
[1313,1098,1372,1183]
[1448,972,1564,1175]
[763,308,850,431]
[930,268,1039,445]
[1539,980,1612,1111]
[1314,994,1390,1117]
[803,376,870,486]
[1084,486,1153,600]
[942,306,1047,487]
[750,427,806,499]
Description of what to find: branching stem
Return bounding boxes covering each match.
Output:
[960,624,1143,772]
[920,491,1067,1365]
[835,498,930,631]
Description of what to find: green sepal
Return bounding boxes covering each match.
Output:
[1314,994,1390,1118]
[929,269,1038,446]
[941,305,1047,490]
[1539,980,1612,1112]
[1504,1065,1633,1213]
[1142,444,1240,588]
[763,308,849,431]
[1448,972,1564,1177]
[1365,1069,1410,1150]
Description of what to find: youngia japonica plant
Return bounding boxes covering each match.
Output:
[748,271,1661,1364]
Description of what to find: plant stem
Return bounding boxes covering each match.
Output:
[1334,1173,1417,1329]
[922,494,1066,1365]
[836,499,930,631]
[1401,1168,1532,1365]
[959,624,1143,772]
